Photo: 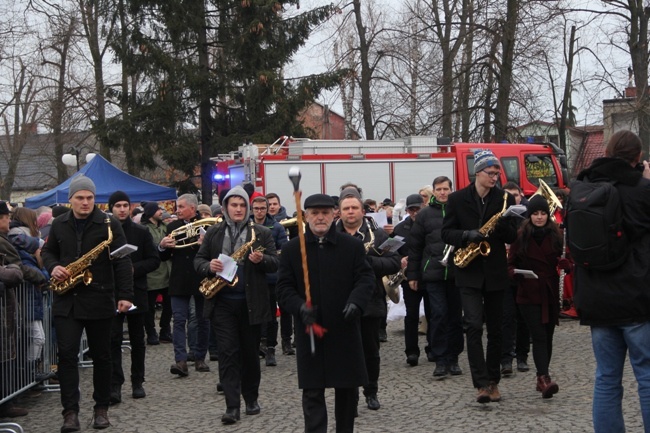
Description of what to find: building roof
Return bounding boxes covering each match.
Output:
[572,128,605,176]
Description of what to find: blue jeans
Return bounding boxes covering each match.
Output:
[591,322,650,433]
[170,295,209,362]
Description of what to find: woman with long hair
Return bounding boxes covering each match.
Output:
[507,195,570,398]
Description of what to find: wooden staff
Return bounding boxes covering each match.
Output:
[288,167,326,354]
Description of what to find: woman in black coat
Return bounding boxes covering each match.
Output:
[507,195,569,398]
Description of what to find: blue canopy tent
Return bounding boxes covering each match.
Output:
[25,154,177,208]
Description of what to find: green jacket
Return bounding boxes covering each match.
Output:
[143,219,171,291]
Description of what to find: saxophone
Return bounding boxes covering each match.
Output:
[50,216,113,295]
[453,192,508,269]
[199,222,265,299]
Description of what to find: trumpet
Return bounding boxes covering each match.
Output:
[168,217,222,248]
[439,244,455,267]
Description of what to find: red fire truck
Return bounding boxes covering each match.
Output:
[212,136,568,215]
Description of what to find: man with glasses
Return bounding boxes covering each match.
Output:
[251,196,288,366]
[441,150,517,404]
[408,177,464,378]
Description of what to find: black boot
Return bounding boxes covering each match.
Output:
[265,347,277,366]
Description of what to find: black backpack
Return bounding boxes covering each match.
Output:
[566,178,629,270]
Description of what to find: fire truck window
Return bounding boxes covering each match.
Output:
[466,156,476,184]
[501,157,519,185]
[525,154,558,187]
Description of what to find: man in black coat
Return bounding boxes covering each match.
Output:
[572,130,650,432]
[159,193,211,376]
[336,187,401,411]
[407,177,464,378]
[441,150,517,404]
[42,176,134,432]
[108,191,160,403]
[277,194,375,433]
[194,186,278,425]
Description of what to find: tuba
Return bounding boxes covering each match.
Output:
[50,216,113,295]
[168,217,222,248]
[453,193,508,268]
[530,179,563,222]
[199,222,265,299]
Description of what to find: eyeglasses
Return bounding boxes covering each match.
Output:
[252,207,267,212]
[482,170,501,178]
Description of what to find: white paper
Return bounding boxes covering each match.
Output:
[503,204,528,219]
[366,212,388,229]
[514,269,538,279]
[111,244,138,258]
[217,253,238,283]
[117,305,138,313]
[379,236,405,253]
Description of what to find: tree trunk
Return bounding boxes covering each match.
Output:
[198,1,212,205]
[493,0,519,142]
[558,26,576,155]
[353,0,374,139]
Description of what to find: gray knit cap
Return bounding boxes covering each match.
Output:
[68,175,96,199]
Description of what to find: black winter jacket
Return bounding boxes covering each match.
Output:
[42,207,133,320]
[407,199,454,282]
[573,157,650,326]
[441,184,517,291]
[120,218,160,313]
[160,213,203,296]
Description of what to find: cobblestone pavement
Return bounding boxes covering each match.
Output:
[4,317,645,433]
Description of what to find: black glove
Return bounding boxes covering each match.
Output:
[342,303,361,322]
[495,216,513,233]
[465,230,485,244]
[300,303,317,326]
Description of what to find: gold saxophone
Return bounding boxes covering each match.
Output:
[453,192,508,269]
[364,228,375,253]
[199,222,265,299]
[50,216,113,295]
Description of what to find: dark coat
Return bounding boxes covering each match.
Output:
[407,199,454,282]
[276,223,375,389]
[252,214,287,284]
[42,207,133,320]
[573,157,650,326]
[120,218,161,313]
[194,221,278,325]
[336,220,401,318]
[160,213,203,296]
[507,228,562,324]
[441,184,517,291]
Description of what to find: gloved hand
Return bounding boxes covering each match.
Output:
[557,258,572,273]
[495,216,513,233]
[300,303,317,326]
[465,230,485,244]
[342,303,361,322]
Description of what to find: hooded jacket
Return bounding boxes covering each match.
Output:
[194,186,279,324]
[573,157,650,326]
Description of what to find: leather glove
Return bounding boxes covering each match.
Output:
[299,303,317,326]
[464,230,485,244]
[495,216,513,233]
[557,258,572,273]
[342,303,361,322]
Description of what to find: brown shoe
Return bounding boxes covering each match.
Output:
[195,360,210,372]
[60,410,80,432]
[92,407,110,429]
[170,360,189,377]
[0,403,28,418]
[537,375,559,399]
[488,382,501,402]
[476,387,491,403]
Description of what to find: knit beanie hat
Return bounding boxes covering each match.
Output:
[52,205,70,218]
[197,204,212,217]
[474,149,500,173]
[142,202,162,220]
[339,187,362,203]
[68,175,96,199]
[108,190,131,210]
[527,195,550,216]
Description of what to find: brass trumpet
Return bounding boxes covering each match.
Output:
[168,217,222,248]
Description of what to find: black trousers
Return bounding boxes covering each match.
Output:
[459,286,504,389]
[501,284,530,363]
[302,387,356,433]
[518,303,557,376]
[54,315,113,414]
[403,283,431,357]
[360,316,381,396]
[145,288,172,335]
[211,297,261,409]
[265,283,294,347]
[110,312,146,386]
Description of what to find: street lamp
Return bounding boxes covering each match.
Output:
[62,147,96,171]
